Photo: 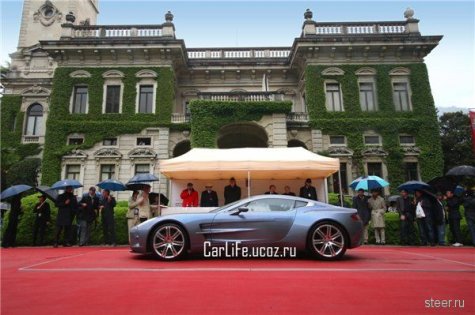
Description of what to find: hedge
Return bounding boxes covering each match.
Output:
[2,194,472,246]
[305,63,444,193]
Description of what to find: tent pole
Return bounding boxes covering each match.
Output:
[338,168,344,207]
[168,178,172,206]
[158,172,161,216]
[247,171,251,198]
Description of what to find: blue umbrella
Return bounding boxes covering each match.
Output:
[350,176,389,191]
[127,173,159,183]
[50,179,83,190]
[397,180,431,192]
[97,179,126,191]
[0,184,32,201]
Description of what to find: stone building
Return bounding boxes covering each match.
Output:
[1,0,444,200]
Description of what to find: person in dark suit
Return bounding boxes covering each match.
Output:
[2,195,23,248]
[33,195,51,246]
[396,189,416,245]
[299,178,318,201]
[200,184,218,207]
[282,185,296,196]
[54,186,78,247]
[100,189,116,246]
[353,189,371,244]
[78,187,100,246]
[224,177,241,204]
[265,185,278,195]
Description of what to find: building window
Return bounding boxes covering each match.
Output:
[325,83,344,112]
[100,164,115,181]
[72,86,88,113]
[399,135,416,146]
[136,137,151,146]
[25,103,43,136]
[393,82,411,111]
[367,162,383,178]
[404,162,419,181]
[105,85,121,113]
[135,164,150,175]
[103,138,118,146]
[65,164,81,180]
[329,135,346,146]
[138,85,154,113]
[359,82,377,111]
[68,137,84,145]
[364,135,381,145]
[332,163,348,195]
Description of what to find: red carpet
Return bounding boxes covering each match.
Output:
[2,246,474,314]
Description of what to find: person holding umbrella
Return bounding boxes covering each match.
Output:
[445,190,463,247]
[414,190,435,246]
[463,188,475,246]
[78,187,100,246]
[396,190,416,245]
[33,194,51,246]
[99,189,116,246]
[54,186,78,247]
[352,189,370,244]
[368,189,387,245]
[2,195,23,248]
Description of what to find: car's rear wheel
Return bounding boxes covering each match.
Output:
[150,223,187,260]
[308,222,347,261]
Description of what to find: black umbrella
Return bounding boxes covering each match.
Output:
[35,186,58,202]
[446,165,475,177]
[398,181,432,192]
[125,183,151,191]
[149,192,169,206]
[50,179,83,190]
[127,173,159,183]
[428,176,457,193]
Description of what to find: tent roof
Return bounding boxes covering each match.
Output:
[159,147,340,180]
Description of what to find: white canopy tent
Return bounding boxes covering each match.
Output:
[159,148,341,207]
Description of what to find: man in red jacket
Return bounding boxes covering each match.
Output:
[180,183,199,207]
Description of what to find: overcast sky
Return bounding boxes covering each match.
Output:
[1,0,474,109]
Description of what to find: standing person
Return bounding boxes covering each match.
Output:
[414,190,435,246]
[126,190,140,243]
[33,195,51,246]
[446,190,463,247]
[432,193,446,246]
[136,185,155,223]
[54,186,77,247]
[224,177,241,205]
[299,178,318,201]
[352,189,371,244]
[2,195,23,248]
[396,189,416,245]
[265,185,278,195]
[368,189,386,245]
[78,187,100,246]
[200,184,218,207]
[180,183,199,207]
[99,189,116,246]
[463,189,475,246]
[283,185,295,196]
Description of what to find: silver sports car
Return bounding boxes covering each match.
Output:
[130,195,363,261]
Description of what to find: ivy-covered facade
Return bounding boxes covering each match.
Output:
[2,2,443,198]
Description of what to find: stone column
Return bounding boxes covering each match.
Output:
[157,127,170,195]
[271,113,288,147]
[311,129,323,152]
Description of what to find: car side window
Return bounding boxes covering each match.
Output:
[245,198,295,212]
[294,201,309,209]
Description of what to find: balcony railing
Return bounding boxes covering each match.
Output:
[171,113,191,124]
[286,112,309,122]
[68,24,164,38]
[22,135,44,144]
[314,21,406,35]
[187,48,291,59]
[198,92,285,102]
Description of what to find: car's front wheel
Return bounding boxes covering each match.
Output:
[150,223,187,260]
[308,222,347,261]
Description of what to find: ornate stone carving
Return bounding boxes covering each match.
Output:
[21,85,51,96]
[63,149,88,161]
[94,148,122,158]
[328,146,354,156]
[401,146,421,156]
[361,146,388,157]
[321,67,345,76]
[33,0,62,27]
[128,148,157,160]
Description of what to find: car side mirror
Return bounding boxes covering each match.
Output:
[231,207,249,215]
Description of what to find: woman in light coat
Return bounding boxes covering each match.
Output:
[368,189,387,244]
[127,190,140,243]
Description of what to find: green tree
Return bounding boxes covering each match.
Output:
[439,111,474,172]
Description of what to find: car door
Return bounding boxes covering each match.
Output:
[210,198,297,245]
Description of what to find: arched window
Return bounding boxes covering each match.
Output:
[25,103,43,136]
